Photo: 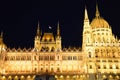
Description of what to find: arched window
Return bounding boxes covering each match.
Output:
[110,65,112,69]
[57,68,60,72]
[88,52,91,58]
[103,65,106,69]
[51,68,53,72]
[44,39,47,42]
[41,47,44,51]
[97,65,100,69]
[57,56,59,60]
[46,47,49,52]
[68,56,72,60]
[51,47,55,52]
[49,39,52,42]
[116,65,119,69]
[95,53,98,58]
[44,56,49,60]
[89,65,92,69]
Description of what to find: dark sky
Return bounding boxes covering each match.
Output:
[0,0,120,48]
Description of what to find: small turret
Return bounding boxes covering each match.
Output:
[95,4,100,18]
[34,22,41,50]
[57,21,60,37]
[56,21,62,51]
[36,22,41,37]
[82,6,91,49]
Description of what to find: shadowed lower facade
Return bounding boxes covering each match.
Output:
[0,4,120,80]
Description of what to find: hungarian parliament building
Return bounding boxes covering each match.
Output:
[0,4,120,80]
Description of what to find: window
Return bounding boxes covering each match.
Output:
[57,68,60,72]
[57,56,59,60]
[102,60,106,62]
[62,56,67,60]
[103,65,106,69]
[114,60,118,62]
[78,56,83,60]
[50,56,55,60]
[44,39,47,42]
[96,60,100,62]
[34,68,37,72]
[95,49,99,53]
[44,56,49,60]
[10,56,15,60]
[95,54,98,58]
[49,39,52,42]
[97,65,100,69]
[90,65,92,69]
[51,47,55,52]
[116,66,119,69]
[51,68,53,71]
[110,65,112,69]
[88,52,91,58]
[73,56,77,60]
[113,55,115,58]
[16,56,20,60]
[108,60,112,62]
[21,56,25,60]
[41,68,43,71]
[39,56,43,60]
[89,60,92,62]
[27,56,31,60]
[45,56,49,60]
[34,56,36,60]
[68,56,72,60]
[46,47,49,52]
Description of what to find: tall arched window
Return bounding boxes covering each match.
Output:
[51,47,55,52]
[88,52,91,58]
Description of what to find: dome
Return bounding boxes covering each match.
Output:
[91,17,109,29]
[90,4,110,29]
[42,33,55,41]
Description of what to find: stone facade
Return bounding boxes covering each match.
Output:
[0,4,120,80]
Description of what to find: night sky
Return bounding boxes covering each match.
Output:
[0,0,120,48]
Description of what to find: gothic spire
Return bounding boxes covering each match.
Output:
[84,6,89,20]
[57,21,60,36]
[96,4,100,18]
[36,21,40,36]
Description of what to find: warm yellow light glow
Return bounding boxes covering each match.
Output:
[60,75,63,78]
[0,3,120,80]
[66,75,70,78]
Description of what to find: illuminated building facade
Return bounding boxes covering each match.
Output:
[0,5,120,80]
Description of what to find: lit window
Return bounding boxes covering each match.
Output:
[78,56,83,60]
[102,60,106,62]
[73,56,77,60]
[50,56,55,60]
[68,56,72,60]
[96,60,100,62]
[39,56,43,60]
[108,60,112,62]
